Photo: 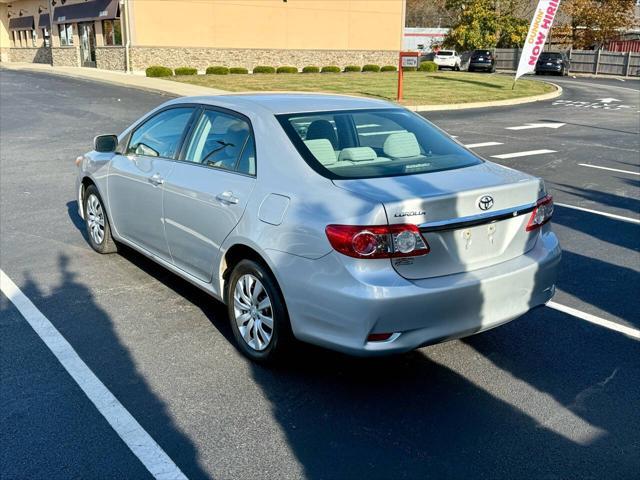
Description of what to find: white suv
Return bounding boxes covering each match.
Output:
[434,50,461,71]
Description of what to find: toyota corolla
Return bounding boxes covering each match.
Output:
[75,94,561,362]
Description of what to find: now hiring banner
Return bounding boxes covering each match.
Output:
[515,0,562,81]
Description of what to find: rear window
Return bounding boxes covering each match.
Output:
[438,51,454,56]
[539,53,561,60]
[277,108,482,179]
[473,50,492,56]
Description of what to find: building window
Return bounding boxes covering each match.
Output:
[11,31,17,47]
[58,23,74,46]
[103,19,122,46]
[31,29,37,47]
[42,28,51,47]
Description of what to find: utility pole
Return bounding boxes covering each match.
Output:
[47,0,54,66]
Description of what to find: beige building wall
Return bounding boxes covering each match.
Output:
[130,0,403,51]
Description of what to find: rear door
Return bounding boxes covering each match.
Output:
[108,106,197,260]
[162,107,257,282]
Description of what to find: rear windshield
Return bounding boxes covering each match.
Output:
[473,50,492,56]
[437,51,454,56]
[276,108,482,179]
[539,53,562,60]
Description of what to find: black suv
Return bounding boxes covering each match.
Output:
[468,50,496,73]
[535,52,570,76]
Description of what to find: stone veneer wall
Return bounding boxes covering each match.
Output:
[1,47,11,63]
[130,47,398,72]
[95,47,126,71]
[51,47,80,67]
[8,47,52,64]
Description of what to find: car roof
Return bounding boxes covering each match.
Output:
[170,93,398,115]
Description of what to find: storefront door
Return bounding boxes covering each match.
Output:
[79,22,96,68]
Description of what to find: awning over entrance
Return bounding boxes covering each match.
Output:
[53,0,119,24]
[9,16,35,30]
[38,13,50,29]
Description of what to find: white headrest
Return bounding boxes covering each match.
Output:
[383,132,421,158]
[304,139,337,166]
[338,147,377,162]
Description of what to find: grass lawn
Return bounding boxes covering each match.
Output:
[168,71,556,106]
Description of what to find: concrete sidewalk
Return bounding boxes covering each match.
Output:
[0,63,228,97]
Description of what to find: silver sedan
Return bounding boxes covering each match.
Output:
[75,94,561,362]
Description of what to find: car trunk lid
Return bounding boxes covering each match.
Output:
[332,162,545,279]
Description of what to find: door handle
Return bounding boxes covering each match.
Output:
[148,173,164,186]
[216,191,239,205]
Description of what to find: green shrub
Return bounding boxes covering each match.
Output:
[253,65,276,74]
[206,66,229,75]
[343,65,362,72]
[174,67,197,76]
[381,65,397,72]
[277,66,298,74]
[229,67,249,74]
[321,65,341,73]
[362,64,381,72]
[145,66,173,77]
[418,61,438,72]
[402,66,417,72]
[302,65,320,73]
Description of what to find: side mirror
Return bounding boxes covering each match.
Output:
[94,134,118,153]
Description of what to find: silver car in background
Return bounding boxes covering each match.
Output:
[76,94,561,362]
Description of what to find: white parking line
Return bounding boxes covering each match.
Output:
[578,163,640,176]
[548,301,640,340]
[464,141,504,148]
[491,149,556,159]
[555,202,640,224]
[0,270,188,480]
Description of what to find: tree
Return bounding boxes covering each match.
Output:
[552,0,637,49]
[443,0,530,50]
[405,0,456,27]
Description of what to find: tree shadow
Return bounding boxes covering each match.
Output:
[434,75,504,90]
[552,182,640,216]
[553,203,639,251]
[6,255,212,479]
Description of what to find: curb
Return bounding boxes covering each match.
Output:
[406,81,562,112]
[2,63,562,111]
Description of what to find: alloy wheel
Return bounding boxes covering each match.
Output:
[86,193,105,245]
[233,274,274,351]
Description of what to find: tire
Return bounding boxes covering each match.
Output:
[227,259,293,363]
[84,185,118,254]
[468,66,474,73]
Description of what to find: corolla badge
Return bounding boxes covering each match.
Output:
[478,195,494,211]
[394,210,426,218]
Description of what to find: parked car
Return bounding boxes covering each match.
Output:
[76,94,560,362]
[468,49,497,72]
[434,50,462,70]
[535,52,571,75]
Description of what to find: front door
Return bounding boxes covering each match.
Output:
[79,22,96,67]
[163,108,257,283]
[108,107,197,260]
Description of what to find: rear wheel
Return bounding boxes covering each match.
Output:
[468,66,474,72]
[227,259,293,362]
[84,185,117,254]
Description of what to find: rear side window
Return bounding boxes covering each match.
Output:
[128,107,195,159]
[183,109,255,175]
[277,108,482,179]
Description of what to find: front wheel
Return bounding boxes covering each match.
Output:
[227,259,293,362]
[84,185,117,254]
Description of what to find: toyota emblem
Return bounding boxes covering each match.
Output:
[478,195,494,211]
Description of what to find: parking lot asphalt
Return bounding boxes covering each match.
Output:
[1,69,639,480]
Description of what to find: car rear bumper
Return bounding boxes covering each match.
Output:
[536,64,563,72]
[270,229,561,356]
[469,62,493,70]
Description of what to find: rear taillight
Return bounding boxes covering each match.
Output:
[526,195,554,231]
[325,224,430,259]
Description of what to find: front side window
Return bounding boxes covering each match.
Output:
[278,108,482,179]
[184,110,255,175]
[59,23,73,46]
[103,19,122,46]
[127,107,195,159]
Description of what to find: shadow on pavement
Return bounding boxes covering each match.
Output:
[552,182,640,216]
[6,254,212,479]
